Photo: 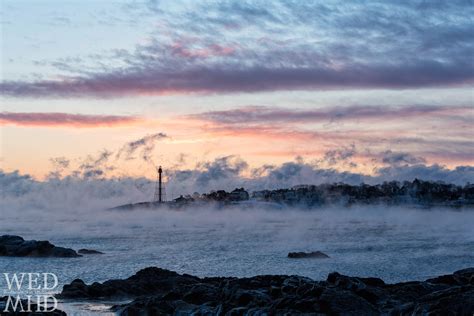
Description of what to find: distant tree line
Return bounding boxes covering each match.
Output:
[171,179,474,207]
[251,179,474,207]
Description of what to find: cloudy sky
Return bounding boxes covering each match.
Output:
[0,0,473,187]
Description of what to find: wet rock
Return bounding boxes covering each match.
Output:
[288,251,330,259]
[78,248,104,255]
[0,235,80,258]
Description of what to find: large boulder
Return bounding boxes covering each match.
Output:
[0,235,80,258]
[59,267,200,299]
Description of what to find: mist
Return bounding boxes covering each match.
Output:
[2,200,473,284]
[2,166,473,249]
[2,166,473,285]
[2,195,473,253]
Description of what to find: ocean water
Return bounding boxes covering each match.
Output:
[1,205,473,312]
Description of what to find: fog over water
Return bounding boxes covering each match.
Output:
[1,204,473,293]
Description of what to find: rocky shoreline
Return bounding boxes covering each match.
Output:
[56,267,474,315]
[0,235,80,258]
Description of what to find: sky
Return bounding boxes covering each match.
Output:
[0,0,473,190]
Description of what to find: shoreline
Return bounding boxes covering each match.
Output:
[111,199,474,211]
[1,262,472,314]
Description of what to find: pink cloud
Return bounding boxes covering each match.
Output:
[0,112,141,128]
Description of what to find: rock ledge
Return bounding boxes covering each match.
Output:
[0,235,80,258]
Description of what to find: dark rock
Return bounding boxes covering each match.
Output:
[288,251,330,259]
[0,235,80,258]
[58,267,199,299]
[319,287,379,315]
[455,268,474,285]
[78,248,104,254]
[59,267,474,315]
[60,279,89,298]
[389,286,474,315]
[230,289,271,307]
[327,272,385,290]
[182,283,218,305]
[427,267,474,286]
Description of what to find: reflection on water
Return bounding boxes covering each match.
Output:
[58,300,127,316]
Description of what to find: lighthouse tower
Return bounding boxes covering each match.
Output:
[153,166,166,203]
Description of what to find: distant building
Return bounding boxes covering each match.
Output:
[252,190,270,200]
[173,195,192,204]
[229,188,249,201]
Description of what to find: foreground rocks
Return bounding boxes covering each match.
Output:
[59,267,474,315]
[288,251,330,259]
[0,235,80,258]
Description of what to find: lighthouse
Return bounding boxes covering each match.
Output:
[153,166,165,203]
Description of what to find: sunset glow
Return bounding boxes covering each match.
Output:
[1,0,473,186]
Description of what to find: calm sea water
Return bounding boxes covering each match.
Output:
[1,206,473,313]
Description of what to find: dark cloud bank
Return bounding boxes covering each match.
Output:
[1,1,473,98]
[190,105,472,124]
